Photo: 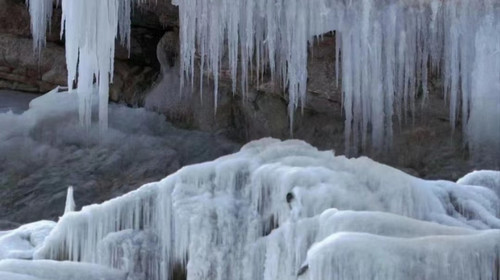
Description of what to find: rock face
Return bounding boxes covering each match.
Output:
[0,0,497,180]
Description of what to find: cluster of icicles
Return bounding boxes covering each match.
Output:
[33,139,500,280]
[26,0,500,154]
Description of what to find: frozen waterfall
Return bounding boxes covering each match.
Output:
[20,139,499,280]
[174,0,500,155]
[26,0,500,155]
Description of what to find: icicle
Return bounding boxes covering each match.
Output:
[26,0,53,52]
[64,186,76,214]
[60,0,122,131]
[171,0,499,158]
[25,0,500,157]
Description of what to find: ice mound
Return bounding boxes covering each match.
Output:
[0,221,55,261]
[458,170,500,198]
[25,138,500,280]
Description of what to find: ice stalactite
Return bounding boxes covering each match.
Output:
[33,139,500,280]
[468,12,500,159]
[60,0,121,132]
[25,0,53,52]
[26,0,135,132]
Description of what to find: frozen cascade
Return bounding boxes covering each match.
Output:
[26,0,500,155]
[32,139,500,280]
[173,0,500,155]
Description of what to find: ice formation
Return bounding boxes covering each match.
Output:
[26,139,500,280]
[26,0,500,156]
[25,0,53,52]
[64,187,75,214]
[0,221,56,261]
[458,170,500,198]
[173,0,500,154]
[26,0,132,132]
[0,260,126,280]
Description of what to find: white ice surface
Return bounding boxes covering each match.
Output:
[27,138,500,280]
[0,221,55,261]
[458,170,500,199]
[0,260,126,280]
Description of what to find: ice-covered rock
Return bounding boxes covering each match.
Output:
[28,138,500,280]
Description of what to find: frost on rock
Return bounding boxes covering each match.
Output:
[32,139,500,280]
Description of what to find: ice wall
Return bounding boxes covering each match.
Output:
[34,139,500,280]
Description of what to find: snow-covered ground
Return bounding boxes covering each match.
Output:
[0,134,497,279]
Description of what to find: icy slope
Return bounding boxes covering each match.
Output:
[28,138,500,280]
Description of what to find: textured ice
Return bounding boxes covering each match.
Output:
[302,231,500,280]
[28,138,500,280]
[0,221,55,261]
[0,259,126,280]
[458,170,500,199]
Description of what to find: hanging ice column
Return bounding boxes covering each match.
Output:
[27,0,133,131]
[62,0,121,131]
[25,0,53,52]
[174,0,500,156]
